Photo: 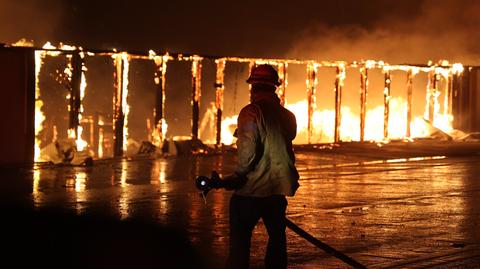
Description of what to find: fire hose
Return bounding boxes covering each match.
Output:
[196,174,367,269]
[284,218,366,269]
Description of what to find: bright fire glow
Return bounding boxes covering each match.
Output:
[219,96,457,145]
[34,50,46,161]
[149,51,169,146]
[66,49,89,152]
[121,53,130,153]
[98,127,104,158]
[34,42,90,161]
[161,119,168,141]
[221,116,238,145]
[113,52,131,153]
[76,53,88,151]
[28,42,465,157]
[215,61,464,145]
[452,63,464,75]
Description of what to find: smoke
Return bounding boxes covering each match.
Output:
[278,0,480,143]
[0,0,64,45]
[287,0,480,65]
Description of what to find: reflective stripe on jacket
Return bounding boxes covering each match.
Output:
[234,91,299,197]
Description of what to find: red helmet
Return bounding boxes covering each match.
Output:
[246,64,281,86]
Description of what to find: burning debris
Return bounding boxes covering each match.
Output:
[39,139,93,166]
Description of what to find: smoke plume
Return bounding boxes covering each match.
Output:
[0,0,64,45]
[287,0,480,65]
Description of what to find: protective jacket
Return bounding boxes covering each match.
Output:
[233,91,299,197]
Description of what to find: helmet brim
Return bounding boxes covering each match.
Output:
[246,78,281,86]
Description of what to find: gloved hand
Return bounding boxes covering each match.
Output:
[196,171,248,192]
[217,172,248,190]
[210,171,222,189]
[195,171,222,193]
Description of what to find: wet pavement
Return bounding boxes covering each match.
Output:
[1,149,480,268]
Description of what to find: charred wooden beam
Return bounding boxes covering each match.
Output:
[153,56,168,145]
[191,57,203,140]
[334,65,345,143]
[69,53,83,138]
[445,72,453,117]
[451,66,466,130]
[113,54,125,157]
[248,61,256,96]
[359,66,369,142]
[406,69,414,138]
[277,62,288,106]
[98,126,105,158]
[306,63,317,144]
[215,59,226,147]
[88,117,94,150]
[383,69,391,140]
[427,70,439,124]
[93,113,99,158]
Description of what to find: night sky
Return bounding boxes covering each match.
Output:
[2,0,480,62]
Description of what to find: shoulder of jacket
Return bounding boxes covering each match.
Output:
[285,107,296,118]
[240,103,261,116]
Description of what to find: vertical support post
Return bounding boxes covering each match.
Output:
[466,67,476,132]
[93,113,99,157]
[427,69,439,124]
[433,70,440,123]
[89,117,95,149]
[113,54,125,157]
[69,53,83,139]
[444,71,453,117]
[191,56,203,140]
[406,69,414,138]
[451,64,464,130]
[383,69,391,140]
[277,62,288,106]
[153,55,168,145]
[306,62,318,144]
[452,72,459,129]
[334,64,345,143]
[215,59,226,147]
[34,50,47,161]
[248,61,256,96]
[359,65,369,142]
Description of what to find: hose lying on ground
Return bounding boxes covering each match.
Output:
[285,218,367,269]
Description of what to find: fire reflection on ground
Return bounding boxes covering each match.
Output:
[26,152,480,268]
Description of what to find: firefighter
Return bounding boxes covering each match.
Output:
[216,64,300,269]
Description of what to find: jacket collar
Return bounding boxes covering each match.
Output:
[251,91,280,104]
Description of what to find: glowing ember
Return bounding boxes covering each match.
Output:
[121,53,130,153]
[113,52,131,154]
[34,50,46,161]
[77,52,89,151]
[98,126,104,159]
[150,51,170,146]
[306,62,318,143]
[215,59,226,145]
[63,45,89,152]
[66,53,87,151]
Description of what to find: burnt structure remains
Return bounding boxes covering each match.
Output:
[1,44,479,165]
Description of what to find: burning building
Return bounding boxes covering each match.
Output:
[1,42,479,165]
